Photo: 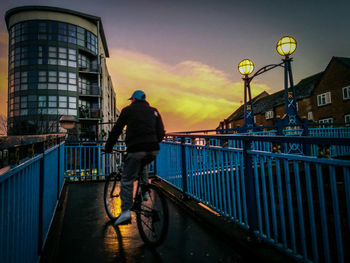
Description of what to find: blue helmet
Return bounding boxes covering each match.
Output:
[129,90,146,101]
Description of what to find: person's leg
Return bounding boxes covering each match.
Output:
[120,152,146,211]
[139,150,159,185]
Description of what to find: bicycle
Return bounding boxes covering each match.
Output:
[103,149,169,247]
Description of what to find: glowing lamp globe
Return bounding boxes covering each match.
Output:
[238,59,254,75]
[276,36,297,56]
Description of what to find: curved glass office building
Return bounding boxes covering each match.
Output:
[5,6,117,139]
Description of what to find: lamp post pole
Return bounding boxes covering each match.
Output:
[243,75,255,130]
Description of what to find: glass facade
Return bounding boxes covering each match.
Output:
[8,19,99,135]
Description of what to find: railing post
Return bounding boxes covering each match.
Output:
[181,137,188,197]
[302,119,311,155]
[38,146,45,254]
[243,139,258,232]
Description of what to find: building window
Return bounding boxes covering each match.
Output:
[345,114,350,125]
[59,96,67,108]
[307,111,313,120]
[68,24,77,44]
[68,49,77,67]
[38,96,47,107]
[21,96,27,109]
[343,86,350,100]
[49,96,57,107]
[48,46,57,65]
[58,47,67,66]
[77,26,85,46]
[317,92,331,106]
[38,71,47,82]
[59,72,67,83]
[48,71,57,83]
[69,97,77,109]
[319,117,333,127]
[78,54,88,69]
[265,110,274,120]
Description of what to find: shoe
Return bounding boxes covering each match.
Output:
[142,191,150,201]
[114,210,131,225]
[141,184,150,201]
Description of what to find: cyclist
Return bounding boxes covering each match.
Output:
[104,90,165,225]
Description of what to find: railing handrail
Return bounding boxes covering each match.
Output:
[165,132,350,146]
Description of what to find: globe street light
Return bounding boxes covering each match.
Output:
[276,36,297,57]
[238,59,254,75]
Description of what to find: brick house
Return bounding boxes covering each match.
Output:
[218,57,350,130]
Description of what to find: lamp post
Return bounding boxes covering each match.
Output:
[275,36,303,128]
[237,36,304,133]
[238,59,256,131]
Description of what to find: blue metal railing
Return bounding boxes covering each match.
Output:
[177,126,350,157]
[63,143,155,180]
[0,142,65,263]
[64,145,125,180]
[156,133,350,263]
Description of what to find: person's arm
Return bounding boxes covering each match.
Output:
[104,109,127,152]
[155,109,165,142]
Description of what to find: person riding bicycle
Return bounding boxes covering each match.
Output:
[104,90,165,225]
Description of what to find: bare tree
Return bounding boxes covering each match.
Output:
[0,115,7,136]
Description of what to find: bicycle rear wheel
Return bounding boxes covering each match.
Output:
[104,172,122,220]
[136,184,169,246]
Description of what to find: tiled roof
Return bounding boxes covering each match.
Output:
[227,72,323,121]
[334,57,350,68]
[226,91,268,121]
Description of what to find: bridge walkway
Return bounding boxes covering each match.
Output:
[40,181,249,263]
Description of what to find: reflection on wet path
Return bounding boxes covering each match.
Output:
[56,182,243,263]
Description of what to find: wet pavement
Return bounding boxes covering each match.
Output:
[51,182,244,263]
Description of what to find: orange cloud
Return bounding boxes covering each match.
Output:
[106,49,271,132]
[0,30,8,117]
[0,31,8,45]
[0,42,272,132]
[0,57,8,118]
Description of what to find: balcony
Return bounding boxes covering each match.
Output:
[79,106,100,120]
[78,84,100,97]
[78,67,98,75]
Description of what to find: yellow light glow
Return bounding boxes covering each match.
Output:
[276,36,297,56]
[105,49,271,131]
[238,59,254,75]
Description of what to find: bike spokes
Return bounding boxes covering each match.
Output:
[136,185,169,246]
[104,174,122,220]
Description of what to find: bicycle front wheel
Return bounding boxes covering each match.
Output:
[136,184,169,246]
[104,172,122,220]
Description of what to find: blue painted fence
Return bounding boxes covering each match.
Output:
[156,134,350,263]
[0,142,65,263]
[64,143,154,180]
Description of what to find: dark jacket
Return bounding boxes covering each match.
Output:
[105,100,165,152]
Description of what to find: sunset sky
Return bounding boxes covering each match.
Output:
[1,0,350,132]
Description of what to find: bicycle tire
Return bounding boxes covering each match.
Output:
[104,172,122,220]
[136,184,169,246]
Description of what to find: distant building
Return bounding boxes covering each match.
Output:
[218,57,350,130]
[5,6,118,139]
